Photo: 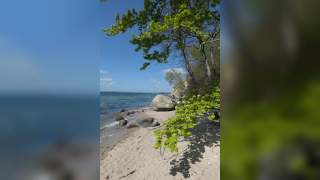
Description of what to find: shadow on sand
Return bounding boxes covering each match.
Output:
[169,119,220,178]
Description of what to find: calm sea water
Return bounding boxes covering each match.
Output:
[0,95,99,153]
[0,95,100,179]
[100,92,158,114]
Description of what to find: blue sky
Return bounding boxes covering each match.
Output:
[0,0,104,95]
[0,0,183,94]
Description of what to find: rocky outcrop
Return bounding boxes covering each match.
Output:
[150,95,175,111]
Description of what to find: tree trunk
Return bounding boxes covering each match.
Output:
[181,47,197,87]
[209,43,217,82]
[205,54,212,81]
[200,41,212,82]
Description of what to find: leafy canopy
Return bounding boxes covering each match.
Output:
[104,0,220,70]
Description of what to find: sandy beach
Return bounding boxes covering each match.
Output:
[100,108,220,180]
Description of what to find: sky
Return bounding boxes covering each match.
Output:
[0,0,184,94]
[0,0,104,95]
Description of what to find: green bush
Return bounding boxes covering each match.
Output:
[154,86,220,152]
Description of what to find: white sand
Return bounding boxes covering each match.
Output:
[100,109,220,180]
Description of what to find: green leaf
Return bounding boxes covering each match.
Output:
[140,62,150,70]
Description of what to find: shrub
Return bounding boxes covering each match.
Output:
[154,86,220,152]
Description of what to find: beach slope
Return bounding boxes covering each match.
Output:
[100,109,220,180]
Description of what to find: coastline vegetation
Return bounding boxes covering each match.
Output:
[105,0,220,153]
[154,86,220,152]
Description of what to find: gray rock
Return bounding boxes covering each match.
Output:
[119,119,128,126]
[152,121,160,127]
[126,116,155,128]
[126,123,139,129]
[151,95,175,111]
[127,111,135,115]
[139,117,154,127]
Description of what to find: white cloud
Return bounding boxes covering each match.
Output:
[100,69,113,91]
[100,78,113,82]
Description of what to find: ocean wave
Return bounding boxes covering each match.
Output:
[100,121,119,130]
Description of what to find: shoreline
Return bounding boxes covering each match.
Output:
[100,106,220,180]
[100,106,161,156]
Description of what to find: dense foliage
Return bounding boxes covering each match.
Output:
[154,86,220,152]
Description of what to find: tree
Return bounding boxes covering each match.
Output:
[104,0,220,87]
[165,69,186,96]
[189,33,220,85]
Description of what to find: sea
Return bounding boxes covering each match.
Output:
[0,95,99,153]
[100,91,158,114]
[0,92,162,178]
[0,94,100,179]
[0,92,159,153]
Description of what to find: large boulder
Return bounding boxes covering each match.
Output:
[151,95,175,111]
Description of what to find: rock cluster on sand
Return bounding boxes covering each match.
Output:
[114,109,161,129]
[127,117,157,129]
[151,95,175,111]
